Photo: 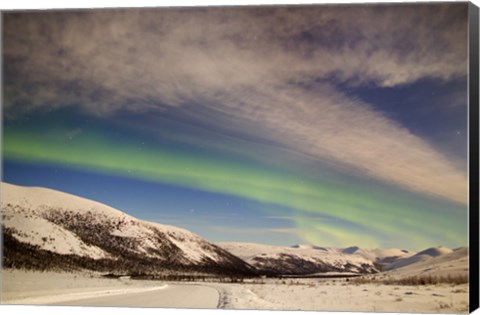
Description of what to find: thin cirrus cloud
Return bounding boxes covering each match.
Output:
[266,216,330,222]
[3,4,468,204]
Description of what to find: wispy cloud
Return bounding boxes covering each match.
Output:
[266,228,299,235]
[265,216,297,221]
[211,226,299,236]
[266,216,329,222]
[3,4,468,204]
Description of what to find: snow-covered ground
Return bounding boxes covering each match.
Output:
[1,270,469,313]
[1,270,218,308]
[213,277,469,313]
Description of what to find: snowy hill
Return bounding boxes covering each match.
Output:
[383,246,456,272]
[1,182,256,276]
[339,246,416,269]
[216,242,465,277]
[217,242,391,275]
[216,242,420,275]
[341,246,414,261]
[385,247,468,277]
[2,182,462,278]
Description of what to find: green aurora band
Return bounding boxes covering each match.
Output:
[3,128,467,249]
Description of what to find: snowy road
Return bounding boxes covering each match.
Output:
[54,284,219,308]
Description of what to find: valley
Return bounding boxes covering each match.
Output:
[0,182,470,313]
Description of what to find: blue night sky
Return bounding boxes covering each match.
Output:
[2,3,469,250]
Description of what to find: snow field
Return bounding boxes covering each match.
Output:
[1,268,469,312]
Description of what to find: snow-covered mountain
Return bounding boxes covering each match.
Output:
[216,242,410,275]
[385,247,468,278]
[339,246,415,269]
[383,246,456,271]
[216,242,465,277]
[2,182,463,278]
[341,245,414,261]
[1,182,256,276]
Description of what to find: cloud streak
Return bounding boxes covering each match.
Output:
[3,4,468,204]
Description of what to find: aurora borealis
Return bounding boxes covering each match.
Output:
[2,4,469,250]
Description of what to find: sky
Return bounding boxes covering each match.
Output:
[1,3,470,250]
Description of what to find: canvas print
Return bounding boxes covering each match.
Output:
[1,2,477,313]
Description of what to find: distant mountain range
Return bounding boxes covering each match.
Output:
[216,242,467,277]
[1,182,468,278]
[217,242,406,275]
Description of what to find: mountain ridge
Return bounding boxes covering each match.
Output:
[217,241,418,275]
[1,182,257,277]
[2,182,466,278]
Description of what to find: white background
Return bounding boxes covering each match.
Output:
[0,1,479,315]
